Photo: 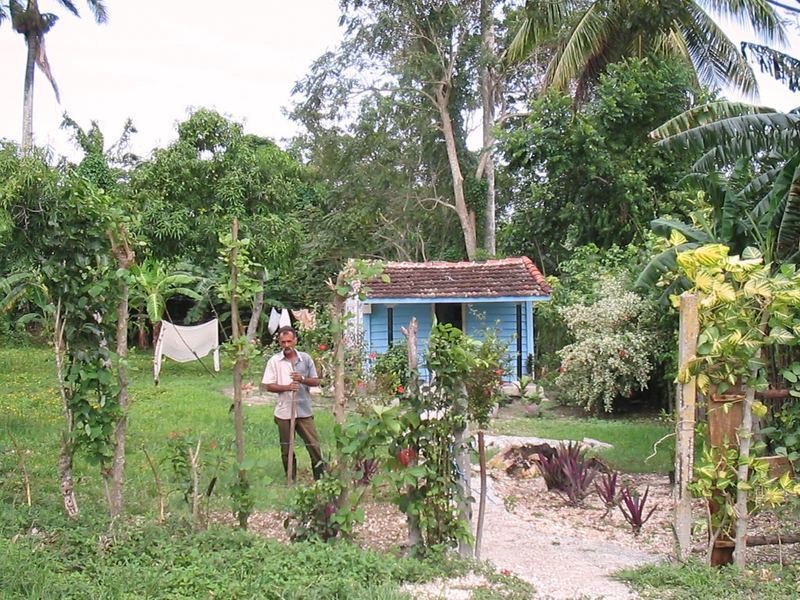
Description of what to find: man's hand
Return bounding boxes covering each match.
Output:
[288,380,300,392]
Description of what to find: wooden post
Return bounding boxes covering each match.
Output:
[287,390,297,486]
[674,292,698,561]
[400,318,422,549]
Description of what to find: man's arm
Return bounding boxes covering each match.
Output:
[260,356,299,392]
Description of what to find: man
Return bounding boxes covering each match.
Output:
[261,325,325,480]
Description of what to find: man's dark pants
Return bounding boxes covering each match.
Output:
[274,416,325,480]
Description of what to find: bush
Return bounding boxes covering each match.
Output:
[370,341,410,395]
[555,277,660,413]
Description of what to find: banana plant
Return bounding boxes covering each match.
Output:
[637,101,800,291]
[129,259,202,347]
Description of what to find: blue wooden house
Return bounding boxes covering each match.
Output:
[358,257,551,380]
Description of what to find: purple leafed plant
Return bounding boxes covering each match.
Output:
[354,458,380,486]
[618,485,657,535]
[538,442,598,506]
[594,471,620,517]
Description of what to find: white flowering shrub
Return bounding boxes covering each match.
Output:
[555,277,658,413]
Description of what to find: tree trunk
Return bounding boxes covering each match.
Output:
[733,311,770,567]
[435,83,477,261]
[230,218,248,528]
[54,301,78,518]
[475,430,487,559]
[479,0,496,256]
[454,395,473,558]
[331,271,348,424]
[21,33,37,155]
[108,229,135,519]
[401,317,422,548]
[246,269,266,342]
[674,293,698,561]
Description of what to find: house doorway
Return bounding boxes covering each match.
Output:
[434,303,463,331]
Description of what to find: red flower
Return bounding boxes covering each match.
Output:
[396,385,405,394]
[356,380,366,390]
[168,431,179,439]
[558,366,566,374]
[619,350,628,359]
[494,368,504,376]
[318,344,329,351]
[369,352,378,360]
[209,440,218,450]
[500,569,511,576]
[398,447,417,467]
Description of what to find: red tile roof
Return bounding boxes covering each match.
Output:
[365,257,551,299]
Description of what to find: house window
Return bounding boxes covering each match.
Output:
[434,303,463,330]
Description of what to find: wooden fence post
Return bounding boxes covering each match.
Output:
[674,292,698,561]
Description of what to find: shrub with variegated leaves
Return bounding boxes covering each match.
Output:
[555,277,659,413]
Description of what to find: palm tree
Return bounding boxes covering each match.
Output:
[508,0,786,102]
[9,1,108,153]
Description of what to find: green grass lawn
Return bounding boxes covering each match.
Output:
[490,411,675,473]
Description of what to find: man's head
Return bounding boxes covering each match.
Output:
[277,326,298,354]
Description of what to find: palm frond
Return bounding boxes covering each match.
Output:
[650,101,773,140]
[772,156,800,258]
[84,0,108,24]
[506,0,577,62]
[675,6,758,97]
[704,0,785,46]
[544,3,614,92]
[741,42,800,92]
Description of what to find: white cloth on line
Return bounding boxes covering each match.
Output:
[278,308,292,329]
[154,319,220,382]
[268,308,281,335]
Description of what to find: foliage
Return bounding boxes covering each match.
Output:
[284,474,355,542]
[619,560,800,600]
[690,444,800,540]
[555,277,661,413]
[537,442,599,506]
[594,470,621,516]
[740,43,800,93]
[639,101,800,292]
[370,341,411,397]
[499,58,699,272]
[463,328,509,428]
[618,484,657,535]
[290,0,487,262]
[761,399,800,465]
[129,109,311,304]
[672,245,800,394]
[507,0,783,101]
[164,432,226,529]
[0,520,478,600]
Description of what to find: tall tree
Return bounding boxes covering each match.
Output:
[131,109,311,324]
[9,0,108,153]
[508,0,785,103]
[294,1,485,260]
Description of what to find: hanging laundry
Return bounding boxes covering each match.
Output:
[268,307,281,335]
[154,319,220,383]
[291,308,316,331]
[278,308,292,329]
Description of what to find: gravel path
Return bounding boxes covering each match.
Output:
[473,476,659,599]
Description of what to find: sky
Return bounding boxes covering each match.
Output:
[0,1,798,161]
[0,1,345,159]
